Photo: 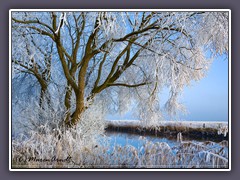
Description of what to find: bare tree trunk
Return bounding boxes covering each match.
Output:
[39,87,47,109]
[64,85,72,123]
[64,63,78,124]
[67,76,85,126]
[66,55,91,127]
[69,98,85,126]
[37,76,51,110]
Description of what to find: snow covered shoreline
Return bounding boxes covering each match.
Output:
[106,120,228,129]
[106,120,229,141]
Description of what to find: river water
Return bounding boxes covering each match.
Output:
[105,131,181,149]
[103,131,228,151]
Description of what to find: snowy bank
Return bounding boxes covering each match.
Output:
[105,120,228,141]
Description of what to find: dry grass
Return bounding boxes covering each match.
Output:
[12,127,228,169]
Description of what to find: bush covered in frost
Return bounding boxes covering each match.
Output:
[12,127,228,168]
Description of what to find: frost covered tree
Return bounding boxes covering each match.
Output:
[11,11,229,127]
[12,20,54,109]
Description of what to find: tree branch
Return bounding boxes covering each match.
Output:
[107,82,151,88]
[55,38,78,92]
[112,22,158,42]
[94,52,108,87]
[12,17,55,34]
[72,13,85,63]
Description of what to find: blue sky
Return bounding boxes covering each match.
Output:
[108,54,229,122]
[179,55,228,121]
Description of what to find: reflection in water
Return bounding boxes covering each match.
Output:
[102,131,228,160]
[104,131,180,150]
